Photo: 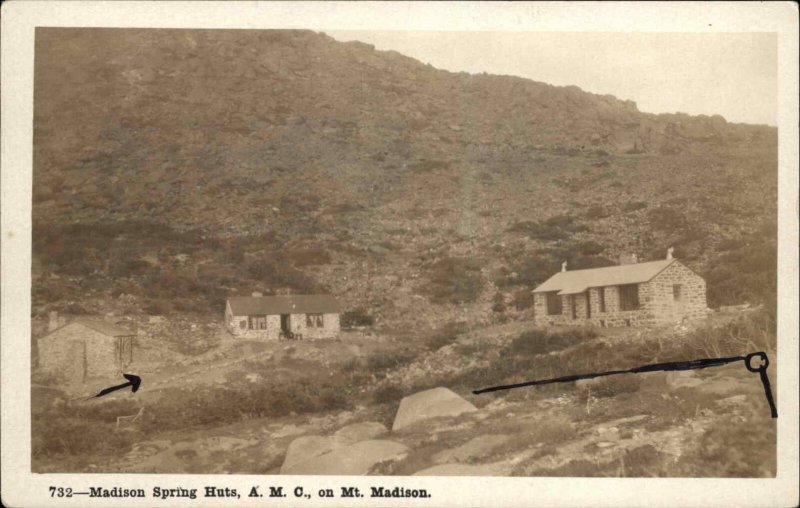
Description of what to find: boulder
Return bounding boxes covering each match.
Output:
[412,463,501,476]
[334,421,388,442]
[392,387,477,431]
[280,438,408,475]
[432,434,510,464]
[280,435,350,473]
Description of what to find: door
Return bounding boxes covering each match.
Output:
[280,314,290,333]
[671,284,684,322]
[116,336,133,368]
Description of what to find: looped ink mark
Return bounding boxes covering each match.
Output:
[744,352,777,418]
[745,351,769,372]
[473,351,777,418]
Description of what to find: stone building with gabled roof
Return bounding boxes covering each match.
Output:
[532,249,708,327]
[37,315,136,384]
[225,293,340,340]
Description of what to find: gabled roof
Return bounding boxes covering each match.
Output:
[227,295,340,315]
[533,259,676,295]
[44,317,135,338]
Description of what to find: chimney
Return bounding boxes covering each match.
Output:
[251,291,263,297]
[618,253,638,265]
[667,247,674,260]
[48,311,60,332]
[561,261,568,272]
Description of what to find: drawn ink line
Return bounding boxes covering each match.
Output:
[473,351,777,418]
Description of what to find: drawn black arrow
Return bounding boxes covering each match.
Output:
[93,373,142,398]
[473,351,777,418]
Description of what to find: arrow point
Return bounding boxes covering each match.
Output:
[123,373,142,393]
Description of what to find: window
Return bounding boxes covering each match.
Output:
[673,284,682,301]
[249,316,267,330]
[239,320,247,330]
[619,284,640,311]
[306,313,324,328]
[546,292,562,315]
[598,287,606,313]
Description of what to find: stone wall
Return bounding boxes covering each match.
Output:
[532,261,707,328]
[38,323,126,383]
[227,313,282,340]
[303,313,340,340]
[645,262,708,325]
[227,312,340,340]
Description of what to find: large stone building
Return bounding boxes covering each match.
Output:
[37,316,136,384]
[532,250,707,327]
[225,293,340,340]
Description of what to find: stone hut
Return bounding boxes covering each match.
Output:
[37,316,136,384]
[225,293,340,340]
[532,250,707,327]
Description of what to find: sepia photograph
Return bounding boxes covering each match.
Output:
[25,25,783,478]
[2,4,797,507]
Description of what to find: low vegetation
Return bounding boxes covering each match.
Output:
[341,308,374,328]
[419,257,484,304]
[508,215,588,241]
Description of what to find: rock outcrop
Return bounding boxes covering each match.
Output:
[412,463,505,476]
[280,422,407,475]
[392,387,478,431]
[333,421,388,441]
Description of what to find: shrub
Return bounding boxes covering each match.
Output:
[507,215,587,241]
[421,256,484,304]
[289,248,332,266]
[512,289,535,310]
[584,204,610,219]
[144,300,171,315]
[506,329,597,357]
[373,384,404,404]
[492,292,506,313]
[574,240,605,256]
[647,206,687,232]
[509,257,555,287]
[341,308,374,328]
[63,303,90,315]
[247,259,277,280]
[425,322,467,351]
[364,350,418,377]
[582,374,641,398]
[408,160,451,173]
[705,234,776,309]
[621,201,648,212]
[32,417,137,458]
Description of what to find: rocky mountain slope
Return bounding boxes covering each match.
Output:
[32,28,777,327]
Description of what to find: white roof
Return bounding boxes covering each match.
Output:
[533,259,676,295]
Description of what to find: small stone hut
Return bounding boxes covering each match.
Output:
[37,316,136,383]
[225,293,340,340]
[532,250,707,327]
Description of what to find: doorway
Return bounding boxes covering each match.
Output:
[280,314,290,333]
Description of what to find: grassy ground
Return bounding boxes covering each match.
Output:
[31,307,776,476]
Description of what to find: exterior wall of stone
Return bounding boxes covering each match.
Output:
[532,261,707,328]
[302,313,340,340]
[38,323,128,382]
[644,262,708,325]
[226,310,340,340]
